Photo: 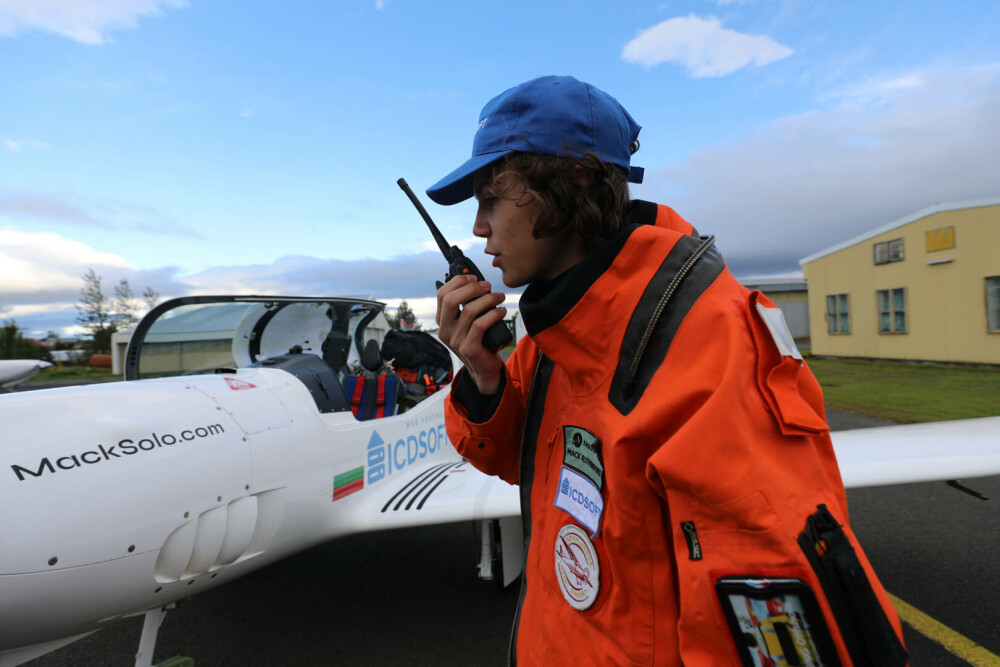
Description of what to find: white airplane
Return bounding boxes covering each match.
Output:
[1,295,998,667]
[0,359,52,391]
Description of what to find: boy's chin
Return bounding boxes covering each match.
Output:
[500,273,527,289]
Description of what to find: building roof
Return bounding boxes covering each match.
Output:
[799,195,1000,266]
[738,275,807,292]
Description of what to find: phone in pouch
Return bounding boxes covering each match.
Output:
[715,577,841,667]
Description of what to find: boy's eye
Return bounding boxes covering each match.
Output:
[479,196,498,208]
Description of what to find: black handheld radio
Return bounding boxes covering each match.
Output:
[397,178,513,354]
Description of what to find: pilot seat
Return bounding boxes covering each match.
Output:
[343,339,400,420]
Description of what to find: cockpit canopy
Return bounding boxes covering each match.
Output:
[125,296,386,381]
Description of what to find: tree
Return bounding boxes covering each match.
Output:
[0,320,21,359]
[76,269,116,354]
[0,319,49,360]
[77,270,161,353]
[114,279,138,328]
[142,286,160,312]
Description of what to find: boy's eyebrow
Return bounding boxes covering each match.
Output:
[474,178,494,199]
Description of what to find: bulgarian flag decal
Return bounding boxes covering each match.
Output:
[333,466,364,501]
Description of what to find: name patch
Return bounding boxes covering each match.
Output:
[554,466,604,535]
[562,426,603,490]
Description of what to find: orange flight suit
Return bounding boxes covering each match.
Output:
[446,201,907,666]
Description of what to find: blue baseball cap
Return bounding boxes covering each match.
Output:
[426,75,644,205]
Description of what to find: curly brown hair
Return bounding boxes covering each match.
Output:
[488,146,635,253]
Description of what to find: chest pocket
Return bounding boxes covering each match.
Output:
[747,291,828,436]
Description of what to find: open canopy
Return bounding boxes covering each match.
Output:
[124,295,385,381]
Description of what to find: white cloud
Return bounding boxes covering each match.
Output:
[0,0,188,45]
[0,188,203,237]
[622,14,793,77]
[0,227,131,295]
[0,301,75,319]
[634,63,1000,276]
[240,108,255,118]
[823,74,926,111]
[0,191,108,227]
[4,138,51,152]
[420,236,480,254]
[0,227,189,335]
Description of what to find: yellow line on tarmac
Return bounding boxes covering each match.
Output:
[889,593,1000,666]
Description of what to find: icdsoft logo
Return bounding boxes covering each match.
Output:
[554,465,603,535]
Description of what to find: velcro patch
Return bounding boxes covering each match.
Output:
[554,466,604,535]
[755,304,803,360]
[562,426,603,490]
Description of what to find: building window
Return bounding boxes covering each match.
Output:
[826,294,850,334]
[877,288,907,333]
[988,277,1000,332]
[874,238,905,265]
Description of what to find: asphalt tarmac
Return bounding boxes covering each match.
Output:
[20,410,1000,666]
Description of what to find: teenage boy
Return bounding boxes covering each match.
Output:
[432,75,907,666]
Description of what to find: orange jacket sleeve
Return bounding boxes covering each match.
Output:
[444,336,542,486]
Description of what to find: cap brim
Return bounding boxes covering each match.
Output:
[426,150,512,205]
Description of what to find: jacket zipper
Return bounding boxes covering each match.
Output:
[629,235,716,381]
[507,352,546,667]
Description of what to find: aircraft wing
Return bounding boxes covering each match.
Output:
[0,360,51,391]
[832,416,1000,488]
[334,459,520,535]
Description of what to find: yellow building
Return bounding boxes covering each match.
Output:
[800,196,1000,364]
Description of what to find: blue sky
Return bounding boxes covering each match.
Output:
[1,0,999,336]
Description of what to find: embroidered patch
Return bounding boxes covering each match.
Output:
[554,523,600,610]
[554,466,604,535]
[562,426,603,490]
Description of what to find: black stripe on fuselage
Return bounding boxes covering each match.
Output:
[380,462,456,512]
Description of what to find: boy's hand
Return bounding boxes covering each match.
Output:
[436,274,507,395]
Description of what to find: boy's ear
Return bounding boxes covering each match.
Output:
[571,165,595,188]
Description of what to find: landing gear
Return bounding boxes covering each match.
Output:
[475,518,524,588]
[477,519,499,583]
[134,605,193,667]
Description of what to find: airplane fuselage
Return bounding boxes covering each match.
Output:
[0,366,462,656]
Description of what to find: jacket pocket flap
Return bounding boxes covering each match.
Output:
[748,291,828,436]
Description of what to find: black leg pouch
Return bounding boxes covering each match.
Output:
[798,505,908,667]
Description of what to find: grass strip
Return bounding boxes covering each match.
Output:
[805,356,1000,423]
[26,366,117,382]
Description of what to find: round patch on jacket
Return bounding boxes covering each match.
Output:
[554,523,600,610]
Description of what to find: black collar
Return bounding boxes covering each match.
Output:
[519,200,658,337]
